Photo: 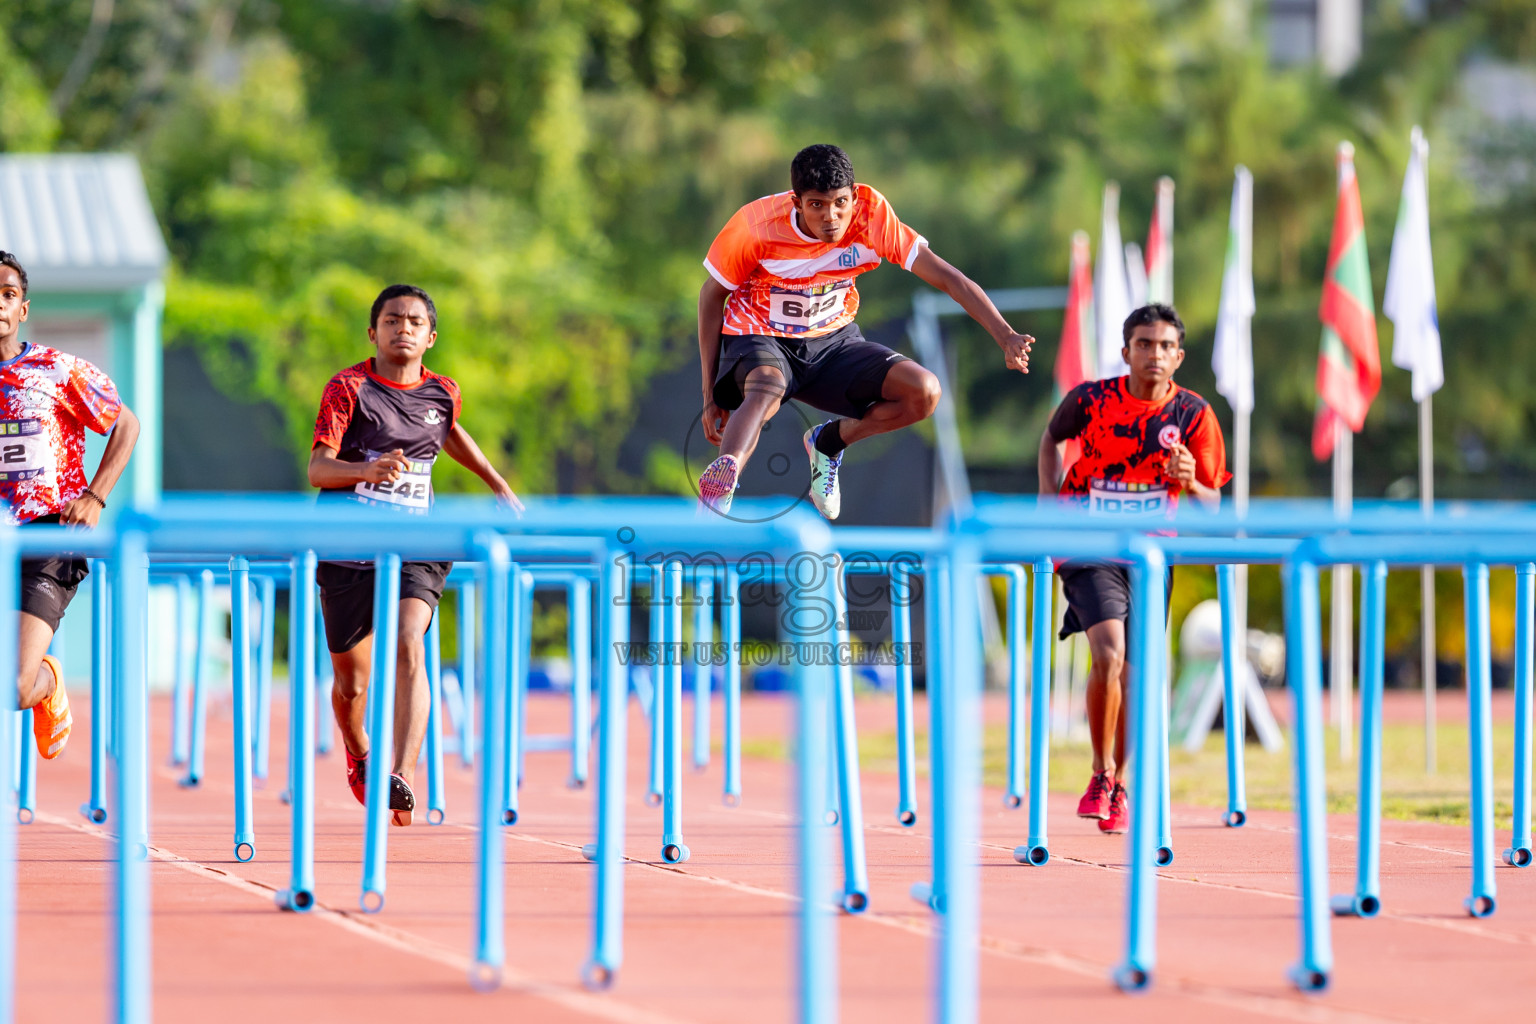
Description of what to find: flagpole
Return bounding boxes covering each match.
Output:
[1420,394,1436,772]
[1333,419,1353,761]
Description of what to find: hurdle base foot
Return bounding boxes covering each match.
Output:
[1329,892,1380,917]
[580,843,598,862]
[1502,846,1532,868]
[1155,846,1174,867]
[79,803,108,825]
[469,960,502,993]
[660,842,690,864]
[908,881,944,913]
[1287,963,1330,993]
[580,961,615,991]
[1112,962,1152,993]
[840,889,869,914]
[1224,809,1247,828]
[275,888,315,913]
[1012,843,1050,866]
[1465,893,1496,918]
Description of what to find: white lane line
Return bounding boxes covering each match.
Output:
[31,810,692,1024]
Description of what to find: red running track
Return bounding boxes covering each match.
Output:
[13,690,1536,1023]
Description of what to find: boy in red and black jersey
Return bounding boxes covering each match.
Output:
[0,252,140,763]
[1038,303,1229,834]
[309,284,520,824]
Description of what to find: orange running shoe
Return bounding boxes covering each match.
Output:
[32,655,71,759]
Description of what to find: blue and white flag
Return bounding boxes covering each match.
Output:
[1385,127,1443,402]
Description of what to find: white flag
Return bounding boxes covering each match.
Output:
[1385,127,1443,402]
[1095,182,1132,379]
[1146,176,1175,305]
[1213,166,1255,413]
[1124,242,1149,308]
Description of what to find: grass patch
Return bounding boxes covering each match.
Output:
[746,718,1519,827]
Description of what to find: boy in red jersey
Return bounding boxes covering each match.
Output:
[1039,303,1229,834]
[697,144,1035,518]
[0,252,140,759]
[310,284,520,824]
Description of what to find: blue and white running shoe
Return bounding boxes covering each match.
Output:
[803,424,843,520]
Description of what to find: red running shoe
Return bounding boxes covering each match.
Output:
[1099,783,1128,834]
[1076,770,1114,819]
[345,749,368,805]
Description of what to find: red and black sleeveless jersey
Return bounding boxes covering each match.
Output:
[1048,376,1230,517]
[311,360,461,512]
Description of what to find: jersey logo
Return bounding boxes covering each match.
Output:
[424,409,443,426]
[837,245,859,268]
[1158,424,1182,449]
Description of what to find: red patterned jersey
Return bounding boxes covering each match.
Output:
[1048,376,1230,518]
[704,185,927,339]
[0,344,122,524]
[312,360,460,513]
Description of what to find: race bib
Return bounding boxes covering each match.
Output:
[0,420,49,483]
[353,451,434,512]
[767,282,850,334]
[1087,479,1170,518]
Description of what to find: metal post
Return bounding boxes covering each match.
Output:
[1285,557,1332,991]
[891,562,918,826]
[690,574,713,771]
[359,552,402,912]
[501,569,528,826]
[516,571,533,787]
[1217,563,1247,827]
[570,576,592,787]
[83,561,110,822]
[1506,564,1534,868]
[0,532,17,1024]
[646,565,664,806]
[457,579,477,768]
[425,612,446,824]
[470,539,511,991]
[229,558,256,862]
[1334,561,1385,917]
[911,555,949,911]
[1464,563,1497,917]
[15,712,33,825]
[661,561,689,862]
[1003,565,1028,810]
[111,526,151,1024]
[1013,559,1053,866]
[1420,396,1436,774]
[830,562,869,913]
[277,552,317,912]
[183,569,214,787]
[255,575,276,782]
[170,573,190,767]
[722,566,742,806]
[1114,544,1167,991]
[795,555,837,1024]
[937,538,983,1021]
[583,553,629,988]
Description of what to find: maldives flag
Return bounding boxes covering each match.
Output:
[1055,230,1095,469]
[1312,143,1381,461]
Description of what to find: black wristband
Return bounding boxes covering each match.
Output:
[82,488,106,509]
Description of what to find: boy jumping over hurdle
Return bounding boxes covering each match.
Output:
[0,251,140,759]
[310,284,520,824]
[697,144,1035,518]
[1039,303,1228,834]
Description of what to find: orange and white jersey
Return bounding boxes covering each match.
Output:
[704,185,926,338]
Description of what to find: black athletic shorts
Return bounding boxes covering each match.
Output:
[317,560,452,654]
[711,322,908,420]
[19,514,90,632]
[1057,561,1174,641]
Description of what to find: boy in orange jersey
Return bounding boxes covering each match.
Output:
[697,144,1035,518]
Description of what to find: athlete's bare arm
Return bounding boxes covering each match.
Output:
[1164,442,1220,511]
[443,422,523,511]
[308,445,409,489]
[699,277,731,446]
[909,247,1033,373]
[1038,427,1064,496]
[59,406,140,529]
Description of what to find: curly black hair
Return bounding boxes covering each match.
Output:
[790,145,855,195]
[1122,302,1184,345]
[0,251,28,297]
[370,283,437,331]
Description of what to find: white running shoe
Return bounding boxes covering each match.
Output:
[698,454,740,516]
[803,424,843,520]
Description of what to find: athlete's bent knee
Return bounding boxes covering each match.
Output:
[909,370,941,418]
